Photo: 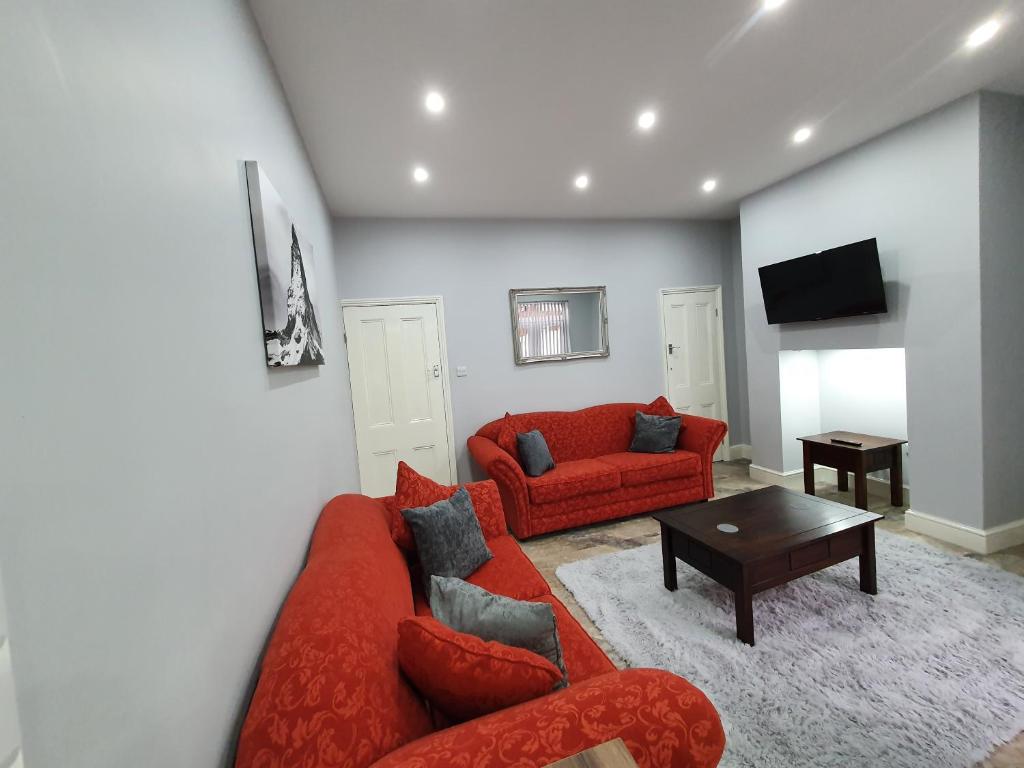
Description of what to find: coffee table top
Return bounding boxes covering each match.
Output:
[797,430,907,451]
[653,486,881,563]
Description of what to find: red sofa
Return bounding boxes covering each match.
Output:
[235,481,726,768]
[468,402,728,539]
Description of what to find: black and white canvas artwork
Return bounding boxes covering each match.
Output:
[245,160,325,367]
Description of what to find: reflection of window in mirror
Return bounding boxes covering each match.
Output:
[517,300,570,358]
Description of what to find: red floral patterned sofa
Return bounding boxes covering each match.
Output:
[235,481,726,768]
[468,402,728,539]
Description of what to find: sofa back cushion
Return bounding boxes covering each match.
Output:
[235,495,433,768]
[385,463,508,551]
[477,402,661,462]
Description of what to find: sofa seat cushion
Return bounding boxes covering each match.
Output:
[526,459,621,504]
[598,450,701,487]
[413,536,551,613]
[465,535,552,601]
[531,594,616,684]
[532,475,705,521]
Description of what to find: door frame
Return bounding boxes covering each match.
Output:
[338,295,458,487]
[658,285,731,460]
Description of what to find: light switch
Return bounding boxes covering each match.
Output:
[456,366,468,378]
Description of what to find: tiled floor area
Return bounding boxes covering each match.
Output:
[521,460,1024,768]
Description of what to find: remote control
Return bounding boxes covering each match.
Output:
[831,438,863,447]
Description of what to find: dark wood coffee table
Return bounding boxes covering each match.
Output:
[654,486,882,646]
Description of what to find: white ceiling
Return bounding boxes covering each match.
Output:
[249,0,1024,219]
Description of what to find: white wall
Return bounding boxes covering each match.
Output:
[0,2,359,767]
[817,348,908,482]
[740,95,984,528]
[778,351,823,470]
[777,349,909,485]
[333,219,742,481]
[979,92,1024,528]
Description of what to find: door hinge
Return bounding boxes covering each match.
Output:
[343,332,347,344]
[715,308,719,317]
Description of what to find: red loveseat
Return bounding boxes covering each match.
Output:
[235,481,726,768]
[468,402,728,539]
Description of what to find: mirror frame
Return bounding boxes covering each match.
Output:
[509,286,610,365]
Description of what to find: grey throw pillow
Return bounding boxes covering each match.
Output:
[400,488,493,594]
[430,575,568,688]
[629,411,682,453]
[516,429,555,477]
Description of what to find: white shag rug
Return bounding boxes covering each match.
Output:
[555,530,1024,768]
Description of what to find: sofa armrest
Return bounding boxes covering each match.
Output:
[369,668,725,768]
[468,435,533,538]
[678,415,728,499]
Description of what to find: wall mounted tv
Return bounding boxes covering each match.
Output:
[758,238,887,324]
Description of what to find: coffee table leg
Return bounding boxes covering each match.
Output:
[660,522,677,591]
[859,524,877,595]
[735,571,754,646]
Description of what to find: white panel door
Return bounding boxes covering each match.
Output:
[343,302,454,496]
[661,288,728,461]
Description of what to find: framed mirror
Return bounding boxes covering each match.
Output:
[509,286,609,365]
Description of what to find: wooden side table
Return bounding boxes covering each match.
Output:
[798,431,908,510]
[544,738,638,768]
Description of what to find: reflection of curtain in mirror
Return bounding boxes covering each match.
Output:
[518,300,571,358]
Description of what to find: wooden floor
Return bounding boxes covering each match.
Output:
[520,460,1024,768]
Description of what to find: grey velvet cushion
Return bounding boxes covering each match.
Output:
[516,429,555,477]
[430,575,568,688]
[400,488,492,594]
[629,411,682,453]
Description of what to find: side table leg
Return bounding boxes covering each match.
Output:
[837,470,848,492]
[660,522,677,592]
[859,524,878,595]
[802,442,815,496]
[854,454,868,510]
[890,446,904,507]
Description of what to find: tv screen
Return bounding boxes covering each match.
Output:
[758,238,887,324]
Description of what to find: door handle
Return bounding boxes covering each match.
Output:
[432,364,440,378]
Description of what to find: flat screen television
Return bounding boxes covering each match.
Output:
[758,238,887,324]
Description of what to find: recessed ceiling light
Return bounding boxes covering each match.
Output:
[424,90,446,115]
[763,0,787,11]
[792,126,813,144]
[574,173,590,191]
[412,165,430,184]
[702,178,718,193]
[637,110,658,131]
[966,19,1001,49]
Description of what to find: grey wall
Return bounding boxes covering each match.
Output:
[739,95,984,528]
[979,91,1024,528]
[333,219,744,481]
[0,568,23,767]
[0,2,358,767]
[722,219,750,445]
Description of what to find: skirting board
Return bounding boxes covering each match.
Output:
[905,509,1024,555]
[729,444,752,461]
[748,464,910,506]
